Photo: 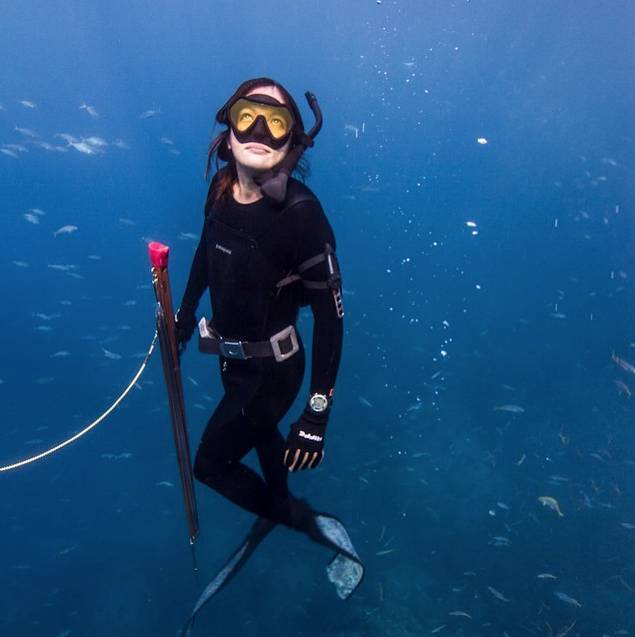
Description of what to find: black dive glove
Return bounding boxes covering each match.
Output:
[174,308,197,354]
[284,407,328,472]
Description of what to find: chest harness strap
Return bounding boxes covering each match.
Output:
[275,243,344,318]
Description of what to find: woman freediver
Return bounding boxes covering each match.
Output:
[174,79,363,630]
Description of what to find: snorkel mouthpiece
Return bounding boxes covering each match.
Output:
[254,91,323,204]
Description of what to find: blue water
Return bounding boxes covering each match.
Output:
[2,1,634,635]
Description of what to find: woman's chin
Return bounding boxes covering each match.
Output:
[239,157,281,174]
[241,158,272,171]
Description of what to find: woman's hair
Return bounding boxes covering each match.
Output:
[205,77,310,206]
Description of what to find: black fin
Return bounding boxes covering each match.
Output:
[181,517,275,637]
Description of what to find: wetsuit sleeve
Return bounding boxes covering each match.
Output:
[294,200,344,399]
[179,221,208,315]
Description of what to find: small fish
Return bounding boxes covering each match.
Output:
[15,125,38,137]
[554,591,582,607]
[493,404,525,413]
[612,352,635,375]
[50,351,71,358]
[515,453,526,466]
[358,396,374,408]
[487,586,510,602]
[430,625,446,634]
[112,138,129,149]
[140,108,161,119]
[187,376,199,387]
[19,99,36,108]
[490,536,511,546]
[79,103,99,117]
[33,140,67,152]
[476,137,488,144]
[117,452,133,459]
[54,225,78,237]
[620,522,635,530]
[496,501,510,511]
[34,313,61,320]
[537,573,558,580]
[538,496,564,517]
[375,549,396,556]
[179,232,198,240]
[85,136,108,148]
[615,380,632,397]
[1,148,19,158]
[23,212,40,224]
[4,143,28,152]
[58,545,77,556]
[160,137,174,145]
[12,260,29,267]
[101,348,122,360]
[69,140,96,155]
[448,611,472,619]
[156,481,174,487]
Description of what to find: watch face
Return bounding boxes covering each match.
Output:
[310,394,328,412]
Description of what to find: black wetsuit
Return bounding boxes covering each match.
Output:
[178,176,343,526]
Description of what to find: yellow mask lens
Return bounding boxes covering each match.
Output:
[229,98,294,139]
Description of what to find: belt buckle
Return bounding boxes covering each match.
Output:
[219,339,247,359]
[269,325,299,362]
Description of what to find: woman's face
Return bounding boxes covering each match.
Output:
[228,85,293,173]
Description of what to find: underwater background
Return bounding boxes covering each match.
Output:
[1,1,634,635]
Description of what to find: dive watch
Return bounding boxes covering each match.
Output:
[308,393,329,414]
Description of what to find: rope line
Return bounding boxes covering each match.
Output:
[0,332,158,473]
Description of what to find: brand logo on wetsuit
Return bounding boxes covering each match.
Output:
[215,243,232,255]
[299,430,323,442]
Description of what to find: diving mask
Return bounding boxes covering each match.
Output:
[228,94,295,150]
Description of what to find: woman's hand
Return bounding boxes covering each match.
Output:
[174,308,197,355]
[283,408,327,471]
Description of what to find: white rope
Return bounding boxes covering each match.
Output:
[0,332,158,473]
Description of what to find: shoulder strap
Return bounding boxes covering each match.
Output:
[280,190,316,212]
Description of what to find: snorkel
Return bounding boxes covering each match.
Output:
[253,91,323,203]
